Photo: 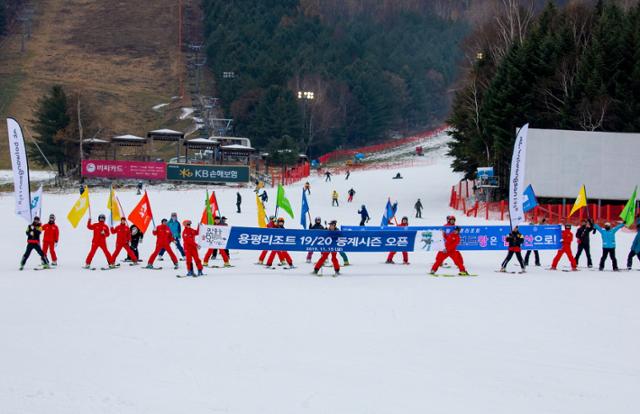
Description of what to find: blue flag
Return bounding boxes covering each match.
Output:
[523,184,538,213]
[300,189,310,229]
[380,199,395,226]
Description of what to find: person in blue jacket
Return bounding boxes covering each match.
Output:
[626,220,640,270]
[159,212,185,261]
[358,205,370,226]
[594,221,624,271]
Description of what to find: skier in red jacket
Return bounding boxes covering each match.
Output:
[42,213,59,265]
[146,218,179,269]
[203,216,231,267]
[85,214,114,268]
[550,224,577,271]
[182,219,204,276]
[110,217,138,264]
[386,216,410,264]
[430,227,469,275]
[265,217,294,268]
[312,220,341,276]
[257,216,277,264]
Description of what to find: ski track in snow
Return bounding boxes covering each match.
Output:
[1,141,639,413]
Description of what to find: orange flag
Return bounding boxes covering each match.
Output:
[200,191,221,224]
[128,191,154,233]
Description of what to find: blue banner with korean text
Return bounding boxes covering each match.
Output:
[226,226,414,252]
[340,225,561,251]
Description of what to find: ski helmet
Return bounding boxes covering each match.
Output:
[98,214,106,221]
[183,219,192,226]
[277,217,285,223]
[161,218,168,224]
[315,216,322,222]
[33,216,41,222]
[402,216,409,222]
[49,214,56,220]
[329,220,337,226]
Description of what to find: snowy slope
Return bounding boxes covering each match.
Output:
[1,141,639,414]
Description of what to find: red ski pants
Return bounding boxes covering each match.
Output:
[86,242,112,265]
[112,242,138,262]
[432,250,466,272]
[148,243,177,265]
[185,246,203,271]
[43,240,57,262]
[259,250,269,262]
[387,251,409,263]
[552,247,577,269]
[204,248,229,263]
[315,252,339,272]
[266,251,292,266]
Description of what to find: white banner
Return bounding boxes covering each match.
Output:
[198,224,231,249]
[414,229,445,253]
[508,124,529,227]
[6,118,32,222]
[30,185,43,219]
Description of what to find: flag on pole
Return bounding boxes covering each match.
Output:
[67,186,90,228]
[127,191,154,233]
[6,118,32,222]
[200,191,220,224]
[256,194,267,228]
[620,186,637,227]
[107,186,122,223]
[569,185,588,217]
[300,189,310,229]
[276,184,294,219]
[523,184,538,213]
[508,123,529,227]
[380,199,394,226]
[30,185,43,219]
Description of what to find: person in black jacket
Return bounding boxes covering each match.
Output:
[524,218,545,267]
[128,224,144,262]
[236,192,242,213]
[500,226,526,272]
[575,218,595,268]
[414,199,423,218]
[20,216,50,270]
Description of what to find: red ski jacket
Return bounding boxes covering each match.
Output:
[42,223,59,243]
[153,224,174,246]
[561,229,573,249]
[444,232,461,253]
[182,227,199,249]
[87,220,110,244]
[110,223,132,245]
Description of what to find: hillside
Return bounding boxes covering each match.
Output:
[0,0,185,168]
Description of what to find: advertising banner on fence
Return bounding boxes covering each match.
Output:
[341,225,561,251]
[166,164,250,183]
[82,160,166,180]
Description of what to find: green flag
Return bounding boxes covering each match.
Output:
[205,189,214,225]
[620,186,637,227]
[277,184,294,219]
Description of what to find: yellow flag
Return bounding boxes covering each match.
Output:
[67,186,90,228]
[256,194,267,228]
[107,186,122,222]
[569,185,587,217]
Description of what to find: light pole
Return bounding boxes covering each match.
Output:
[297,91,314,154]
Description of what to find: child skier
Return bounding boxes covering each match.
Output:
[594,221,624,271]
[42,213,59,265]
[358,205,370,226]
[332,190,339,207]
[430,227,468,275]
[306,217,350,265]
[159,212,185,261]
[110,217,138,264]
[128,224,143,262]
[265,218,294,268]
[313,220,341,276]
[182,220,204,277]
[203,216,231,267]
[575,218,595,268]
[386,216,410,264]
[550,224,577,271]
[20,216,49,270]
[146,218,179,269]
[85,214,114,269]
[627,221,640,270]
[257,216,277,265]
[524,218,545,266]
[500,226,526,273]
[347,188,355,203]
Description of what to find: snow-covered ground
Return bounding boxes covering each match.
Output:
[0,169,56,185]
[1,142,639,413]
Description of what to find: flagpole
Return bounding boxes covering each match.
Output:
[109,185,113,227]
[584,185,590,220]
[87,187,92,220]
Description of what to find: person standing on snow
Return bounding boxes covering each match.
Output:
[627,220,640,270]
[332,190,339,207]
[550,224,577,271]
[236,192,242,213]
[42,214,59,266]
[159,212,185,261]
[20,216,49,270]
[313,220,341,276]
[146,218,179,269]
[265,218,294,268]
[595,221,624,271]
[430,227,469,275]
[575,218,596,268]
[500,226,526,273]
[257,216,277,265]
[324,170,332,182]
[358,205,370,226]
[85,214,114,269]
[203,216,231,267]
[345,170,351,180]
[110,217,138,264]
[414,199,423,218]
[128,224,143,262]
[524,218,545,267]
[306,217,350,266]
[347,188,355,203]
[182,219,204,277]
[304,182,311,195]
[386,216,410,264]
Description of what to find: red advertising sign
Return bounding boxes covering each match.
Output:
[82,160,166,180]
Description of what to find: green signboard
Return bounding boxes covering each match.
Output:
[166,164,250,183]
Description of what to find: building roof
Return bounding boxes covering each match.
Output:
[113,134,147,142]
[82,138,110,144]
[220,144,255,151]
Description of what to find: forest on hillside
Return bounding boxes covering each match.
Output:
[202,0,468,157]
[448,0,640,194]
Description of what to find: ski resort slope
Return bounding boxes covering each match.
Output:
[1,137,640,413]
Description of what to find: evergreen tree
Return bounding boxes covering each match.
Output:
[0,0,7,36]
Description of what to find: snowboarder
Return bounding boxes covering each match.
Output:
[430,227,469,275]
[159,212,185,261]
[128,224,143,262]
[182,219,204,277]
[358,205,370,226]
[594,221,624,271]
[110,217,138,263]
[42,213,59,265]
[345,170,351,180]
[146,218,179,269]
[265,217,294,268]
[236,192,242,213]
[203,216,231,267]
[386,216,410,264]
[313,220,341,276]
[324,170,332,182]
[304,181,311,195]
[332,190,339,207]
[85,214,114,268]
[627,221,640,270]
[257,216,277,265]
[347,188,355,203]
[20,216,49,270]
[550,224,577,271]
[575,218,596,268]
[500,226,526,273]
[414,199,423,218]
[524,218,545,267]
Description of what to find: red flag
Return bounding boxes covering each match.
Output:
[200,191,220,224]
[128,191,154,233]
